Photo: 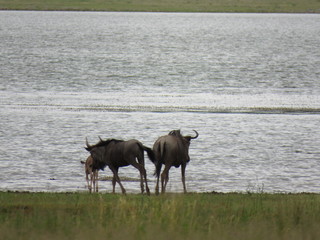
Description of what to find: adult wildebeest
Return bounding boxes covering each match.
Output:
[81,156,99,193]
[85,137,154,195]
[153,129,198,194]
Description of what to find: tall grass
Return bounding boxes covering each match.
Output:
[1,192,320,240]
[0,0,319,12]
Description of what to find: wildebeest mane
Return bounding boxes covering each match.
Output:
[85,138,124,151]
[169,129,189,146]
[169,129,182,137]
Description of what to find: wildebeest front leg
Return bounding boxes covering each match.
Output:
[94,170,99,193]
[181,163,187,193]
[112,168,118,193]
[110,167,126,194]
[92,171,96,193]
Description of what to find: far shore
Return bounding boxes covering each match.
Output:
[0,0,319,13]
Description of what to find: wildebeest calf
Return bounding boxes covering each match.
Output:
[81,155,99,193]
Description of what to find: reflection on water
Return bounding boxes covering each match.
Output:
[0,11,320,193]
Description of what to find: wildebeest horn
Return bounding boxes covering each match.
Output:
[99,136,103,142]
[85,137,91,151]
[85,137,91,148]
[190,130,199,139]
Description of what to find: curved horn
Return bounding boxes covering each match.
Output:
[85,137,92,151]
[85,137,90,148]
[98,136,103,142]
[191,130,199,139]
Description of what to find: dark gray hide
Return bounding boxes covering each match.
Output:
[152,130,198,194]
[85,138,155,195]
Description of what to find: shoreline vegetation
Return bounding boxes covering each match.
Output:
[1,191,320,240]
[0,0,320,13]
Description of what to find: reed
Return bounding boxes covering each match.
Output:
[1,192,320,240]
[0,0,319,12]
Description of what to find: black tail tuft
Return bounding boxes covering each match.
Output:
[154,144,165,178]
[142,146,156,164]
[154,161,162,178]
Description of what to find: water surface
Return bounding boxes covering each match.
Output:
[0,11,320,193]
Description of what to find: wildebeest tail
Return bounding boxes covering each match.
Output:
[154,142,165,178]
[141,145,155,163]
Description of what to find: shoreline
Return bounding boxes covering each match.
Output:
[1,9,320,14]
[1,9,319,14]
[2,190,320,195]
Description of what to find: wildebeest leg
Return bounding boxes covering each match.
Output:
[89,171,94,193]
[95,170,99,192]
[92,171,96,193]
[93,170,98,193]
[155,164,162,195]
[85,171,91,193]
[181,163,187,193]
[135,156,145,194]
[161,165,171,194]
[137,154,151,195]
[111,167,118,193]
[110,167,126,194]
[112,176,116,193]
[131,161,150,195]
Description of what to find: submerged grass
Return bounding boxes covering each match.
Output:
[0,0,319,12]
[1,192,320,240]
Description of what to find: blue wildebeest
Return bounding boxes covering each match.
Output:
[85,137,155,195]
[81,155,99,193]
[152,130,198,194]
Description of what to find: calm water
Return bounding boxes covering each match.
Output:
[1,11,320,193]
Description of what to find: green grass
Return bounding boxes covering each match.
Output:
[0,0,319,12]
[1,192,320,240]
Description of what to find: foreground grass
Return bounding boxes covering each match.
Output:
[0,0,319,12]
[1,192,320,240]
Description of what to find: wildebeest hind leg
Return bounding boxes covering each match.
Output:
[132,161,150,195]
[89,171,94,193]
[155,176,160,195]
[161,165,171,194]
[85,172,91,193]
[143,167,150,195]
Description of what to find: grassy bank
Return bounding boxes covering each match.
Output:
[0,0,319,12]
[1,192,320,240]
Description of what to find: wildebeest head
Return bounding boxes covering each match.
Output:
[168,129,199,148]
[85,137,115,171]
